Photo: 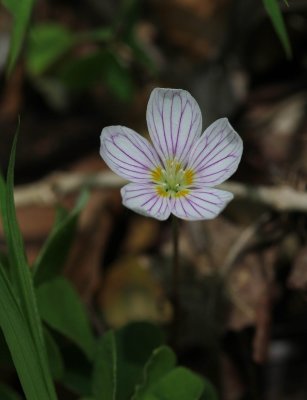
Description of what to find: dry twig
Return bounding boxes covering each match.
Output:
[14,171,307,211]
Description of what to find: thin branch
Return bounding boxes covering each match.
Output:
[221,213,271,276]
[13,171,307,211]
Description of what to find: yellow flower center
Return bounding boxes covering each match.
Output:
[151,160,194,198]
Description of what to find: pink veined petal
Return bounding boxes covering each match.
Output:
[146,88,202,165]
[171,188,233,221]
[187,118,243,187]
[100,126,161,183]
[121,183,171,221]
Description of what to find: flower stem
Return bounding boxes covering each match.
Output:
[171,215,180,338]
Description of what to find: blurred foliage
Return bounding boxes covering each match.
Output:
[2,0,156,104]
[32,191,89,286]
[58,49,134,101]
[44,328,65,380]
[262,0,292,58]
[36,277,96,361]
[1,0,35,73]
[26,23,76,76]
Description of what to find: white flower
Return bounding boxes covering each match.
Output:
[100,88,243,221]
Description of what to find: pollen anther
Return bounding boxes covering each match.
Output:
[152,159,195,198]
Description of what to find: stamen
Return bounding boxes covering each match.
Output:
[152,159,195,198]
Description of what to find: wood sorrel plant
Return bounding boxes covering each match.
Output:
[100,88,243,315]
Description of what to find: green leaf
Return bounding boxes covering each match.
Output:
[103,52,134,101]
[132,346,176,400]
[0,124,57,399]
[263,0,292,58]
[59,50,134,101]
[0,251,10,279]
[79,398,95,400]
[114,0,140,38]
[26,23,75,75]
[75,27,114,43]
[62,364,92,396]
[2,0,36,74]
[0,329,13,368]
[0,174,9,248]
[0,265,55,399]
[33,190,89,286]
[44,328,65,380]
[0,175,17,287]
[60,344,93,396]
[0,383,22,400]
[36,277,95,360]
[92,322,164,400]
[199,379,219,400]
[147,367,205,400]
[92,331,117,400]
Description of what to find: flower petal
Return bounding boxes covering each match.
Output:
[187,118,243,187]
[121,183,171,220]
[100,126,161,183]
[146,88,202,165]
[171,188,233,221]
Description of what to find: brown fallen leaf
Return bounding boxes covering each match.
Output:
[99,256,172,328]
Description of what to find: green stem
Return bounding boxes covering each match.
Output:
[171,216,180,332]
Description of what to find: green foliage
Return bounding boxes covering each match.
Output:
[36,277,95,360]
[93,322,164,400]
[62,361,93,397]
[92,331,117,400]
[3,0,153,102]
[26,23,75,75]
[79,398,95,400]
[200,381,219,400]
[132,346,177,400]
[263,0,292,58]
[33,191,89,286]
[0,266,55,399]
[143,367,205,400]
[0,330,13,368]
[133,346,218,400]
[44,328,65,380]
[0,125,57,399]
[59,50,134,101]
[2,0,35,74]
[59,342,93,396]
[92,323,214,400]
[26,23,114,77]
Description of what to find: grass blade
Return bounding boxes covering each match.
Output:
[0,265,54,399]
[2,0,36,74]
[263,0,292,58]
[0,124,57,399]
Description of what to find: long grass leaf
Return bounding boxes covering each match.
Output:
[2,125,57,399]
[263,0,292,58]
[0,265,54,399]
[2,0,36,74]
